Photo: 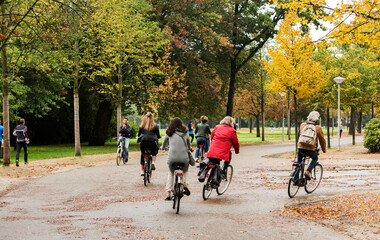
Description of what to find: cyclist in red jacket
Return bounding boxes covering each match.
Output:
[206,116,239,172]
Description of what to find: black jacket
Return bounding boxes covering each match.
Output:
[13,124,28,142]
[119,124,132,138]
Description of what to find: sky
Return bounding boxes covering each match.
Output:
[310,0,350,41]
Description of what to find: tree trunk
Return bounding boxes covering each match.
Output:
[349,106,356,135]
[226,3,239,117]
[249,117,253,133]
[255,115,260,138]
[332,115,334,136]
[226,62,237,117]
[372,102,374,118]
[294,94,298,151]
[89,100,114,146]
[357,111,362,133]
[350,106,356,145]
[287,90,291,140]
[73,40,81,157]
[1,3,10,166]
[327,108,330,148]
[116,62,122,138]
[261,111,265,141]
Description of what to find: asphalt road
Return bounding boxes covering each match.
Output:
[1,136,377,240]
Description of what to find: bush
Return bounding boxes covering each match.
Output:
[129,121,139,139]
[363,118,380,153]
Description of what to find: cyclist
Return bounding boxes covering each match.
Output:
[206,116,239,174]
[161,117,192,200]
[118,117,131,162]
[187,120,194,143]
[296,111,326,180]
[194,115,211,162]
[137,112,161,176]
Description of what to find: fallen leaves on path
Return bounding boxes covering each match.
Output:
[281,192,380,238]
[282,192,380,223]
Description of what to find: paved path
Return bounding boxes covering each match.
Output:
[0,136,378,239]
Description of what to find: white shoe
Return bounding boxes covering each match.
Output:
[140,171,144,176]
[195,158,199,163]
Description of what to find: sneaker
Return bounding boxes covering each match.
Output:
[151,163,156,170]
[16,161,19,167]
[25,161,28,165]
[140,171,144,176]
[183,184,191,196]
[195,158,199,163]
[165,191,171,201]
[124,158,128,163]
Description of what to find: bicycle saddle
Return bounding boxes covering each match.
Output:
[172,162,185,170]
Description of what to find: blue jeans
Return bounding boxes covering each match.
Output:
[297,148,318,172]
[195,137,209,159]
[118,137,130,160]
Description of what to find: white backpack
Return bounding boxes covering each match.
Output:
[299,123,317,147]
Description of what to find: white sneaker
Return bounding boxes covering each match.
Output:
[140,171,144,176]
[195,158,199,163]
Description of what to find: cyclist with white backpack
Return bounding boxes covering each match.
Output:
[296,111,326,180]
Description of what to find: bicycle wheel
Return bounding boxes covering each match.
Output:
[144,168,148,186]
[147,160,152,183]
[305,164,323,193]
[200,147,205,161]
[176,183,182,214]
[202,169,213,200]
[116,148,122,166]
[288,178,300,198]
[217,165,233,195]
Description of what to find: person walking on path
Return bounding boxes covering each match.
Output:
[118,117,132,162]
[339,123,343,137]
[296,111,326,179]
[161,118,192,200]
[137,112,161,176]
[194,115,211,162]
[187,120,194,143]
[13,119,29,167]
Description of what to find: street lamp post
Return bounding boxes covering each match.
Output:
[334,76,345,151]
[279,92,285,141]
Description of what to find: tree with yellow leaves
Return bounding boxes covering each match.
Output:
[266,10,325,144]
[151,44,187,122]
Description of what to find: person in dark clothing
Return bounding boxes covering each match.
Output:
[118,117,132,162]
[194,115,211,162]
[187,120,194,143]
[13,119,29,167]
[137,112,161,176]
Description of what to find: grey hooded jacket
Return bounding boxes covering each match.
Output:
[161,129,192,172]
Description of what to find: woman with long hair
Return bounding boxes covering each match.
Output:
[137,112,161,176]
[161,117,192,200]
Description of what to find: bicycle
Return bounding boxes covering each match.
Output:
[143,149,153,186]
[171,162,185,214]
[288,149,323,198]
[116,137,126,166]
[196,141,206,163]
[202,159,233,200]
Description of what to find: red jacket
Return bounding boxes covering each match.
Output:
[206,124,240,161]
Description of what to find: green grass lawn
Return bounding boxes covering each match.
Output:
[5,128,338,163]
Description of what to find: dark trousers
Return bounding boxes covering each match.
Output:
[16,141,28,162]
[297,148,318,172]
[189,133,194,143]
[140,141,157,165]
